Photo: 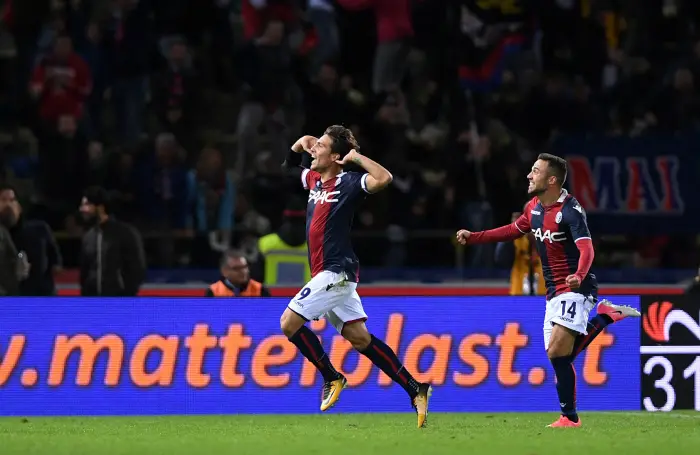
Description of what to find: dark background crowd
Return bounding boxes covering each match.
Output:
[0,0,699,293]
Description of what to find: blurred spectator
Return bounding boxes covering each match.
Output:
[0,183,62,295]
[186,147,235,267]
[152,38,199,151]
[236,18,296,177]
[302,63,360,135]
[103,0,153,145]
[5,0,53,109]
[136,133,188,266]
[1,0,699,278]
[29,33,91,126]
[241,0,297,41]
[33,11,68,67]
[337,0,413,95]
[78,20,108,140]
[307,0,340,77]
[37,114,89,210]
[104,149,139,221]
[138,133,188,228]
[648,67,700,131]
[206,249,271,297]
[78,186,146,296]
[84,140,107,186]
[234,192,271,262]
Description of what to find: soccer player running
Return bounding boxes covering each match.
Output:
[456,153,640,428]
[280,125,432,428]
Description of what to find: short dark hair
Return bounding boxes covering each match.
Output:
[324,125,360,158]
[537,153,567,186]
[83,186,110,212]
[220,250,246,268]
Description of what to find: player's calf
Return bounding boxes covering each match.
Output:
[547,325,580,424]
[343,321,432,427]
[282,308,346,411]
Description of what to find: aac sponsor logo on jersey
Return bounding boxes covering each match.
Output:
[309,189,340,205]
[532,228,566,243]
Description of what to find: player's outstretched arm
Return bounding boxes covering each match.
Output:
[456,212,530,246]
[336,149,393,193]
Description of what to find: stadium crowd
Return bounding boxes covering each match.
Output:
[0,0,699,278]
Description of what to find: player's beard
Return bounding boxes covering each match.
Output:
[528,182,546,196]
[80,213,100,227]
[311,159,327,172]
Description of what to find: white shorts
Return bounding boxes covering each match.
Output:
[287,271,368,334]
[543,292,595,350]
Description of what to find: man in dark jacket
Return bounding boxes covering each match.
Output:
[79,186,146,296]
[0,184,62,295]
[0,223,19,296]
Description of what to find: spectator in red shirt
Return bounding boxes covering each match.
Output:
[29,34,92,126]
[337,0,413,94]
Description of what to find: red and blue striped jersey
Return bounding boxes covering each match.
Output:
[301,169,371,282]
[514,190,598,300]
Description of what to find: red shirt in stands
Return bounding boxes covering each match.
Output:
[30,53,92,122]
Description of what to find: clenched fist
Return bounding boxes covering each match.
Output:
[566,274,582,289]
[456,229,472,245]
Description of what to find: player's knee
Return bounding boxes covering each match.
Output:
[546,341,573,359]
[547,325,575,359]
[342,323,371,351]
[280,309,303,338]
[348,334,371,352]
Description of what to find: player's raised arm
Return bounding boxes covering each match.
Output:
[282,135,317,171]
[456,211,530,245]
[336,149,393,193]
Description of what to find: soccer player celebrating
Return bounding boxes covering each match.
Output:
[456,153,640,428]
[280,125,432,428]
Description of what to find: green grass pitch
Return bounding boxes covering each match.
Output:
[1,412,698,455]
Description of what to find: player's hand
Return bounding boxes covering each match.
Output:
[293,135,317,153]
[300,135,316,152]
[456,229,471,245]
[566,274,582,289]
[335,149,360,165]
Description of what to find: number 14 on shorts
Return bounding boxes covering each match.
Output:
[560,300,577,318]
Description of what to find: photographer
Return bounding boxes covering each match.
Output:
[79,187,146,296]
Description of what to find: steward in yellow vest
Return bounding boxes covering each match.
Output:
[255,198,310,285]
[206,250,271,297]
